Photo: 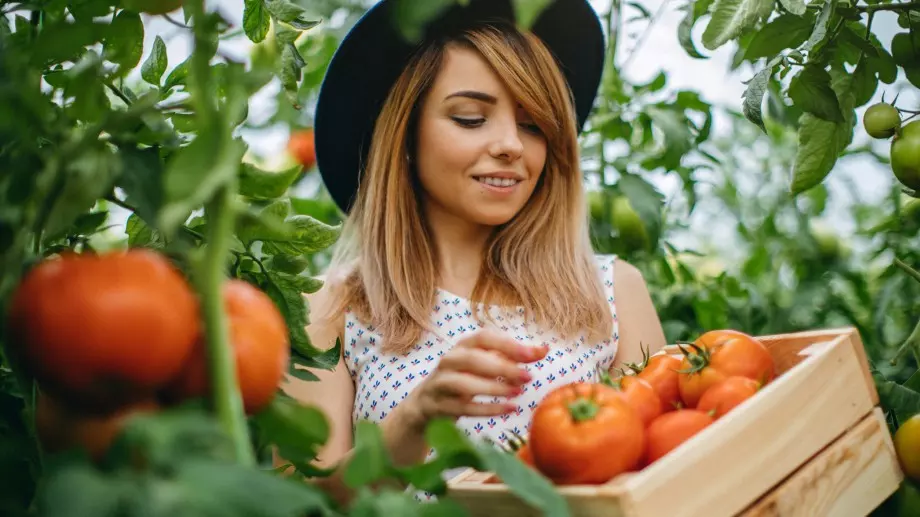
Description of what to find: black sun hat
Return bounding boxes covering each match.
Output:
[313,0,606,213]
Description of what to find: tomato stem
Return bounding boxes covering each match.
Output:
[187,0,253,467]
[200,184,254,466]
[567,397,600,422]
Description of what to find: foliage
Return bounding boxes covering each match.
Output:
[1,0,920,514]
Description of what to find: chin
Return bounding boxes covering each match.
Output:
[469,207,524,227]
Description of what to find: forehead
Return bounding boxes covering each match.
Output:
[429,44,510,99]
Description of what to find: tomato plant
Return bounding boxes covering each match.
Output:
[529,382,646,485]
[864,103,902,139]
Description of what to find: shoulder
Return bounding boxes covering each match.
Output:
[612,258,646,288]
[302,273,347,352]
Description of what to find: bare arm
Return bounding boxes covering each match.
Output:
[611,260,667,370]
[275,281,541,507]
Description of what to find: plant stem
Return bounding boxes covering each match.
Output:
[894,257,920,284]
[104,81,132,106]
[892,317,920,365]
[200,183,254,466]
[862,1,920,12]
[186,0,253,466]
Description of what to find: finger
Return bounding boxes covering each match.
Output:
[458,329,549,363]
[424,397,517,419]
[439,348,532,385]
[433,371,522,399]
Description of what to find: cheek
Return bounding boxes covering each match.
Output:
[416,121,479,182]
[524,136,548,178]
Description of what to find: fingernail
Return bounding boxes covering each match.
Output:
[504,403,518,413]
[519,370,532,383]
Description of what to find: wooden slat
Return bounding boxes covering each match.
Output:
[741,407,903,516]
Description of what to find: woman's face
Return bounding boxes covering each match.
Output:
[413,44,547,229]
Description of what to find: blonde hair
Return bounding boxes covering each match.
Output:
[318,22,613,354]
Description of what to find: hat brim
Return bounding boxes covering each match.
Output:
[313,0,606,214]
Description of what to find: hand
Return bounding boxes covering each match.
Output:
[399,329,548,431]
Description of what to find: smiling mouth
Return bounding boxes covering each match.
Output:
[475,177,521,187]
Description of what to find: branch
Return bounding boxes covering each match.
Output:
[104,81,132,106]
[862,1,920,12]
[895,257,920,284]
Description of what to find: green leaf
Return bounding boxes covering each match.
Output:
[802,0,834,52]
[141,35,168,86]
[103,10,144,72]
[260,215,341,256]
[645,105,693,170]
[743,14,813,61]
[159,130,248,236]
[617,172,665,248]
[267,253,312,275]
[268,270,324,295]
[741,54,782,131]
[391,0,456,43]
[701,0,773,51]
[253,395,329,468]
[117,146,164,226]
[344,422,393,488]
[677,1,708,59]
[244,0,271,43]
[36,464,125,517]
[280,43,305,107]
[265,0,308,23]
[788,65,843,122]
[263,269,340,368]
[125,213,164,248]
[512,0,552,29]
[31,21,108,65]
[790,66,856,194]
[867,47,898,85]
[477,445,570,517]
[778,0,805,16]
[239,163,302,200]
[877,377,920,424]
[163,57,190,92]
[44,145,120,239]
[170,460,335,517]
[851,59,878,107]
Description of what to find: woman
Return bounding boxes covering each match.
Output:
[280,0,667,504]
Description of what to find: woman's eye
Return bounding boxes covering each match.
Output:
[520,122,542,135]
[452,116,485,128]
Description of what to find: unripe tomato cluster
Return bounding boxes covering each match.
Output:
[863,103,920,193]
[6,249,290,461]
[499,329,775,485]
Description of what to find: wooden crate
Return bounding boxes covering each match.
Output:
[446,327,905,517]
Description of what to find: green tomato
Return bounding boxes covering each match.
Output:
[891,121,920,191]
[611,196,650,251]
[863,103,901,139]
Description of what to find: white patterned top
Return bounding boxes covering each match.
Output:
[342,254,620,499]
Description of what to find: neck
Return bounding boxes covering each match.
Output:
[424,203,493,298]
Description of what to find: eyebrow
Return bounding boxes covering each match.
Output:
[444,90,497,104]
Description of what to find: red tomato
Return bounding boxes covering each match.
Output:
[530,382,645,485]
[697,376,761,418]
[7,249,199,413]
[606,375,662,427]
[646,409,714,464]
[167,279,290,415]
[635,353,683,413]
[677,329,774,408]
[288,129,316,170]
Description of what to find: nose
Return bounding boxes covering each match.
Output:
[488,118,524,162]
